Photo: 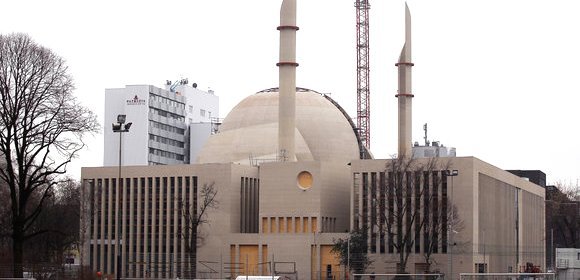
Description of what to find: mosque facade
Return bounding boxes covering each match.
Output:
[80,1,545,279]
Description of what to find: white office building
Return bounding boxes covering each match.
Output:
[103,81,219,166]
[556,248,580,280]
[412,140,456,158]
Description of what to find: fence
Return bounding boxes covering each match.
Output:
[0,263,82,280]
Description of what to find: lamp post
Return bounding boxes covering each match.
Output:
[347,237,350,280]
[446,169,458,280]
[112,114,132,280]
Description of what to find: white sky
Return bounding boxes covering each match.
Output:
[1,0,579,184]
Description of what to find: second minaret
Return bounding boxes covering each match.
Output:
[396,3,413,158]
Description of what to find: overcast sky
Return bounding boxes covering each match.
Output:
[1,0,578,184]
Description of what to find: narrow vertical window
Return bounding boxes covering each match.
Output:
[379,172,386,254]
[370,172,377,253]
[362,173,369,242]
[387,172,394,253]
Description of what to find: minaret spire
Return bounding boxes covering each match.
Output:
[278,0,298,161]
[396,3,414,158]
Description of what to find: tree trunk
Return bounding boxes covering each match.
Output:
[189,230,197,278]
[395,262,410,280]
[399,254,405,273]
[192,246,197,279]
[12,226,24,278]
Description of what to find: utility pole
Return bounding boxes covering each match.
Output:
[446,170,458,280]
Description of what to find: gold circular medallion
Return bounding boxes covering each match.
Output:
[297,171,313,189]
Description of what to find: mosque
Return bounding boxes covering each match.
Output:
[80,1,545,279]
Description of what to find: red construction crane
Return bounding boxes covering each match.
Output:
[355,0,371,157]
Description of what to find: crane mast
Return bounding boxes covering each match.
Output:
[355,0,371,157]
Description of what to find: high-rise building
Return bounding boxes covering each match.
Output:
[103,81,218,166]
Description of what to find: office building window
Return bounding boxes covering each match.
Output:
[149,93,185,110]
[200,109,206,117]
[149,120,185,134]
[148,147,185,161]
[149,107,184,122]
[148,134,185,148]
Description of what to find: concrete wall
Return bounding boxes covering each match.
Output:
[259,161,323,220]
[83,155,545,279]
[320,161,352,232]
[197,160,350,279]
[259,161,351,233]
[81,163,259,278]
[350,157,546,278]
[190,122,213,164]
[473,158,546,272]
[478,173,518,272]
[82,160,350,279]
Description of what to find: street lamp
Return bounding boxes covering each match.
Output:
[347,237,350,280]
[446,169,458,280]
[112,114,132,280]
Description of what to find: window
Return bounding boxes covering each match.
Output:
[150,107,184,121]
[148,147,185,161]
[149,120,185,134]
[149,134,184,147]
[200,109,206,117]
[149,92,185,110]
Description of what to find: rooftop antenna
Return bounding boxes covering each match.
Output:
[423,123,428,146]
[169,77,188,92]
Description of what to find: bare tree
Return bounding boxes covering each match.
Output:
[0,161,12,276]
[0,33,99,277]
[546,182,580,249]
[37,179,80,264]
[422,203,465,269]
[180,182,218,278]
[78,179,95,279]
[377,156,454,274]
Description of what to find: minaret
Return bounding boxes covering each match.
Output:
[396,3,413,158]
[278,0,298,161]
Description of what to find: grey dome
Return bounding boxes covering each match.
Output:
[196,88,360,165]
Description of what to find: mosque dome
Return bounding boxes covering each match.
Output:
[196,87,362,165]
